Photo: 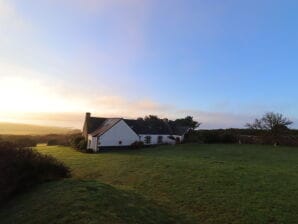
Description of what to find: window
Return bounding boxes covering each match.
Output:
[158,136,163,144]
[88,140,91,148]
[119,140,122,145]
[144,136,151,144]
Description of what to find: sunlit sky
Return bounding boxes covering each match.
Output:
[1,0,298,129]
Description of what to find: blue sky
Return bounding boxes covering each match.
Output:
[0,0,298,128]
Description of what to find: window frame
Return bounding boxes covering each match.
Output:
[144,136,152,144]
[158,136,163,144]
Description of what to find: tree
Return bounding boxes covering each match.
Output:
[144,115,160,122]
[140,115,201,130]
[174,116,201,130]
[246,112,293,133]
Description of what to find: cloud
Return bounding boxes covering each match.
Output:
[0,62,89,113]
[84,96,173,119]
[0,63,167,127]
[0,104,257,130]
[0,112,84,128]
[91,97,170,113]
[177,110,254,129]
[0,0,150,96]
[1,62,297,130]
[0,63,285,129]
[0,62,166,117]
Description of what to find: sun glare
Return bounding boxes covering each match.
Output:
[0,77,83,113]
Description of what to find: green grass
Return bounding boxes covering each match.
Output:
[1,144,298,223]
[0,122,78,135]
[1,180,185,224]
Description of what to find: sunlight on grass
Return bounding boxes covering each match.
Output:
[1,144,298,223]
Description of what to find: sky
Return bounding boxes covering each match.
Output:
[0,0,298,129]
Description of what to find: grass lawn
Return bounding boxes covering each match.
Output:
[1,144,298,223]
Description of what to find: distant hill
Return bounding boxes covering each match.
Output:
[0,122,80,135]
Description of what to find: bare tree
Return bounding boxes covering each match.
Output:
[246,112,293,132]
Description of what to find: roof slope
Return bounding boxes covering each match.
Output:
[91,118,122,137]
[124,119,172,135]
[84,115,190,137]
[169,124,190,136]
[85,117,106,135]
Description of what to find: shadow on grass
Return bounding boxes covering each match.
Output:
[0,179,193,224]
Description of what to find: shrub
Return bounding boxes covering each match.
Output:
[34,134,73,146]
[85,148,94,153]
[0,136,37,148]
[15,137,37,148]
[185,129,298,146]
[47,139,59,146]
[184,130,239,144]
[69,135,84,148]
[220,133,238,143]
[131,141,144,149]
[69,135,87,151]
[203,131,222,143]
[77,139,87,150]
[0,142,70,204]
[238,135,298,146]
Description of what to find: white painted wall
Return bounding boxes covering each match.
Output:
[98,120,139,148]
[173,135,184,142]
[139,135,176,145]
[87,120,186,152]
[87,135,98,151]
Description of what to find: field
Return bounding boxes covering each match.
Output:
[0,122,78,135]
[1,144,298,223]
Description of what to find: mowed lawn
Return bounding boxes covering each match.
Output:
[1,144,298,224]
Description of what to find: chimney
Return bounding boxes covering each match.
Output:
[86,112,91,120]
[83,112,91,139]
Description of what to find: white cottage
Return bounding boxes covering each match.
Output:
[82,113,190,152]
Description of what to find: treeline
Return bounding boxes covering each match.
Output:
[0,133,83,147]
[184,129,298,146]
[0,133,90,154]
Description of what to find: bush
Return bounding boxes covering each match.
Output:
[0,134,80,147]
[0,136,37,148]
[185,130,239,144]
[238,135,298,146]
[35,134,73,146]
[47,139,59,146]
[220,133,238,143]
[131,141,144,149]
[69,135,87,151]
[85,148,94,153]
[0,142,70,204]
[77,139,87,150]
[15,137,37,148]
[40,134,74,146]
[185,129,298,146]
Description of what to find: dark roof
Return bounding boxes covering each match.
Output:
[84,116,189,137]
[168,123,190,136]
[85,117,106,134]
[91,118,122,137]
[124,119,172,135]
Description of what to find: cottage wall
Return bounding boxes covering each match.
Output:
[139,135,176,145]
[98,120,139,148]
[87,135,98,151]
